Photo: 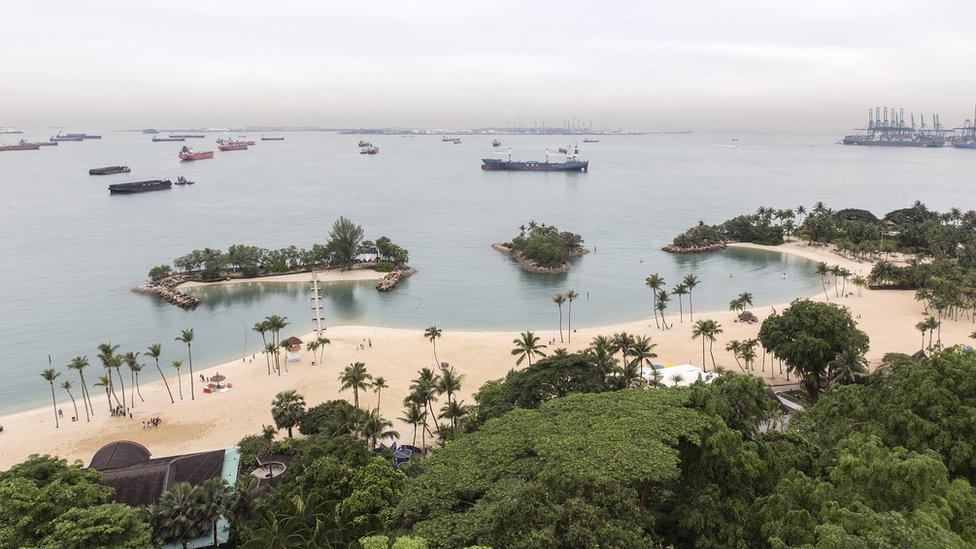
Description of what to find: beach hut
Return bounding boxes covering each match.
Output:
[283,336,303,362]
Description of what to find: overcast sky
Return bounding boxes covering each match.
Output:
[4,0,975,132]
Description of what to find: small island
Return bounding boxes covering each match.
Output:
[135,217,414,308]
[663,207,786,253]
[492,221,588,274]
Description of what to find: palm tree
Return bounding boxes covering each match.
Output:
[399,403,426,450]
[123,351,142,406]
[371,377,388,412]
[725,340,744,371]
[438,366,463,406]
[816,262,831,301]
[148,482,209,548]
[656,290,671,329]
[672,283,688,323]
[361,410,399,450]
[691,319,723,371]
[915,320,928,351]
[307,336,331,364]
[265,315,289,374]
[612,332,634,370]
[197,478,234,548]
[408,368,441,440]
[108,353,126,411]
[741,340,759,373]
[683,274,700,322]
[61,380,78,422]
[438,400,469,431]
[147,343,175,404]
[852,275,866,297]
[97,342,122,408]
[552,293,566,342]
[176,329,196,400]
[263,342,278,376]
[737,292,754,311]
[171,360,184,400]
[67,356,93,421]
[93,375,112,414]
[41,368,60,428]
[424,326,443,366]
[645,274,665,329]
[339,362,372,409]
[252,321,272,375]
[511,331,547,366]
[565,289,578,343]
[629,335,658,380]
[271,390,306,438]
[829,350,868,385]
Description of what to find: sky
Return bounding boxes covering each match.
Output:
[3,0,975,132]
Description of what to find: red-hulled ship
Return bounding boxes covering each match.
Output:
[0,140,41,151]
[179,146,215,161]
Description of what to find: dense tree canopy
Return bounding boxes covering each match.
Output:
[507,222,585,268]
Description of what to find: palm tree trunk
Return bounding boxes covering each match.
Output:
[50,383,59,428]
[78,372,92,420]
[260,333,271,375]
[822,278,830,301]
[108,371,122,407]
[558,305,563,343]
[412,425,417,448]
[155,359,175,404]
[135,373,144,401]
[353,388,359,409]
[651,293,660,329]
[130,370,136,408]
[117,369,127,410]
[568,301,573,343]
[432,340,438,366]
[709,340,717,369]
[688,293,694,322]
[177,372,184,400]
[67,390,78,422]
[678,297,683,323]
[701,339,706,371]
[187,344,195,400]
[376,390,382,413]
[105,388,112,413]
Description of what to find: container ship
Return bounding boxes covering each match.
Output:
[109,180,172,194]
[0,140,41,151]
[89,166,130,175]
[179,146,214,161]
[217,138,254,146]
[482,147,589,172]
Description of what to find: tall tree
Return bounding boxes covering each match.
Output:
[270,390,306,438]
[400,402,426,450]
[645,274,665,329]
[67,356,93,421]
[41,368,61,428]
[146,343,174,404]
[171,360,184,400]
[629,335,658,381]
[361,410,399,449]
[252,321,272,375]
[339,362,372,409]
[175,329,196,400]
[97,342,121,408]
[93,375,112,413]
[424,326,443,366]
[656,290,672,329]
[683,274,699,322]
[672,283,688,323]
[123,352,142,406]
[816,262,831,301]
[565,289,579,343]
[691,319,723,370]
[553,293,566,342]
[438,366,463,405]
[372,376,388,412]
[511,331,548,366]
[326,216,365,270]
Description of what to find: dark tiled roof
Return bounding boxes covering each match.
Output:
[89,442,225,507]
[282,336,303,346]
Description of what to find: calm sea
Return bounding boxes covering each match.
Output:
[1,131,972,412]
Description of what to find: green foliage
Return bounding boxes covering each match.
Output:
[42,503,151,549]
[758,299,869,402]
[148,264,172,280]
[0,455,115,547]
[271,390,306,437]
[376,236,410,266]
[670,207,785,248]
[508,222,584,268]
[299,399,369,437]
[327,216,365,269]
[361,535,430,549]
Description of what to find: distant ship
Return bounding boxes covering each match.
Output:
[218,142,248,151]
[361,145,379,155]
[175,176,194,185]
[954,142,976,150]
[0,127,23,134]
[0,140,41,151]
[169,134,205,139]
[82,134,101,140]
[358,140,371,147]
[89,166,131,175]
[582,138,599,143]
[841,135,944,147]
[218,138,255,146]
[50,131,84,142]
[492,139,502,147]
[109,180,172,194]
[153,136,185,142]
[261,136,285,141]
[442,136,462,143]
[482,147,589,172]
[179,146,214,161]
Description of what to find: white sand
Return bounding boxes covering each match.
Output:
[178,268,384,289]
[0,241,961,469]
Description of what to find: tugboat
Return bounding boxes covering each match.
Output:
[174,176,195,185]
[481,147,588,172]
[360,145,379,155]
[492,139,502,147]
[153,136,185,142]
[88,166,131,175]
[178,146,214,161]
[0,139,41,151]
[108,180,172,194]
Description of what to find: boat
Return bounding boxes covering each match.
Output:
[360,145,379,155]
[36,141,58,147]
[482,147,588,172]
[0,140,41,151]
[153,137,185,142]
[261,136,285,141]
[169,134,205,139]
[492,139,502,147]
[358,140,371,147]
[50,131,84,142]
[841,135,944,147]
[175,176,194,185]
[582,138,599,143]
[954,142,976,149]
[217,138,255,146]
[218,142,249,151]
[442,136,461,143]
[108,180,172,194]
[88,166,131,175]
[178,146,214,161]
[0,127,23,134]
[82,134,101,140]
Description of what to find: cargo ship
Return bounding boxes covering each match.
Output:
[358,140,371,147]
[0,140,41,151]
[442,136,462,143]
[179,146,214,161]
[261,136,285,141]
[582,138,599,143]
[89,166,130,175]
[169,134,205,139]
[153,136,185,142]
[108,180,172,194]
[482,147,588,172]
[217,138,254,146]
[50,131,84,142]
[175,176,194,185]
[82,134,102,140]
[218,142,248,151]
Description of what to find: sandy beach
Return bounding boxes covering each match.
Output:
[177,268,385,289]
[0,241,963,469]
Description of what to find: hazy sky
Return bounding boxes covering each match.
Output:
[4,1,975,132]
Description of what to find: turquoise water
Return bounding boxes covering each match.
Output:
[1,131,972,412]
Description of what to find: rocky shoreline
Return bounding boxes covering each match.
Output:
[661,242,728,254]
[376,267,417,292]
[491,243,589,274]
[133,275,199,309]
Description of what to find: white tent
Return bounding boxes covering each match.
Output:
[641,364,716,387]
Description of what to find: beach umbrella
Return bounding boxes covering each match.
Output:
[210,374,226,383]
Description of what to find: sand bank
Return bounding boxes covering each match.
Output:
[178,268,385,289]
[0,241,958,469]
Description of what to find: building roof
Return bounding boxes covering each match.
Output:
[90,442,226,507]
[282,336,303,346]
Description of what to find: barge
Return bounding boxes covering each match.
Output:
[108,180,172,194]
[89,166,131,175]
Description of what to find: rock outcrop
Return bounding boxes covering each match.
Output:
[491,243,588,274]
[661,242,728,254]
[376,267,416,292]
[133,274,199,309]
